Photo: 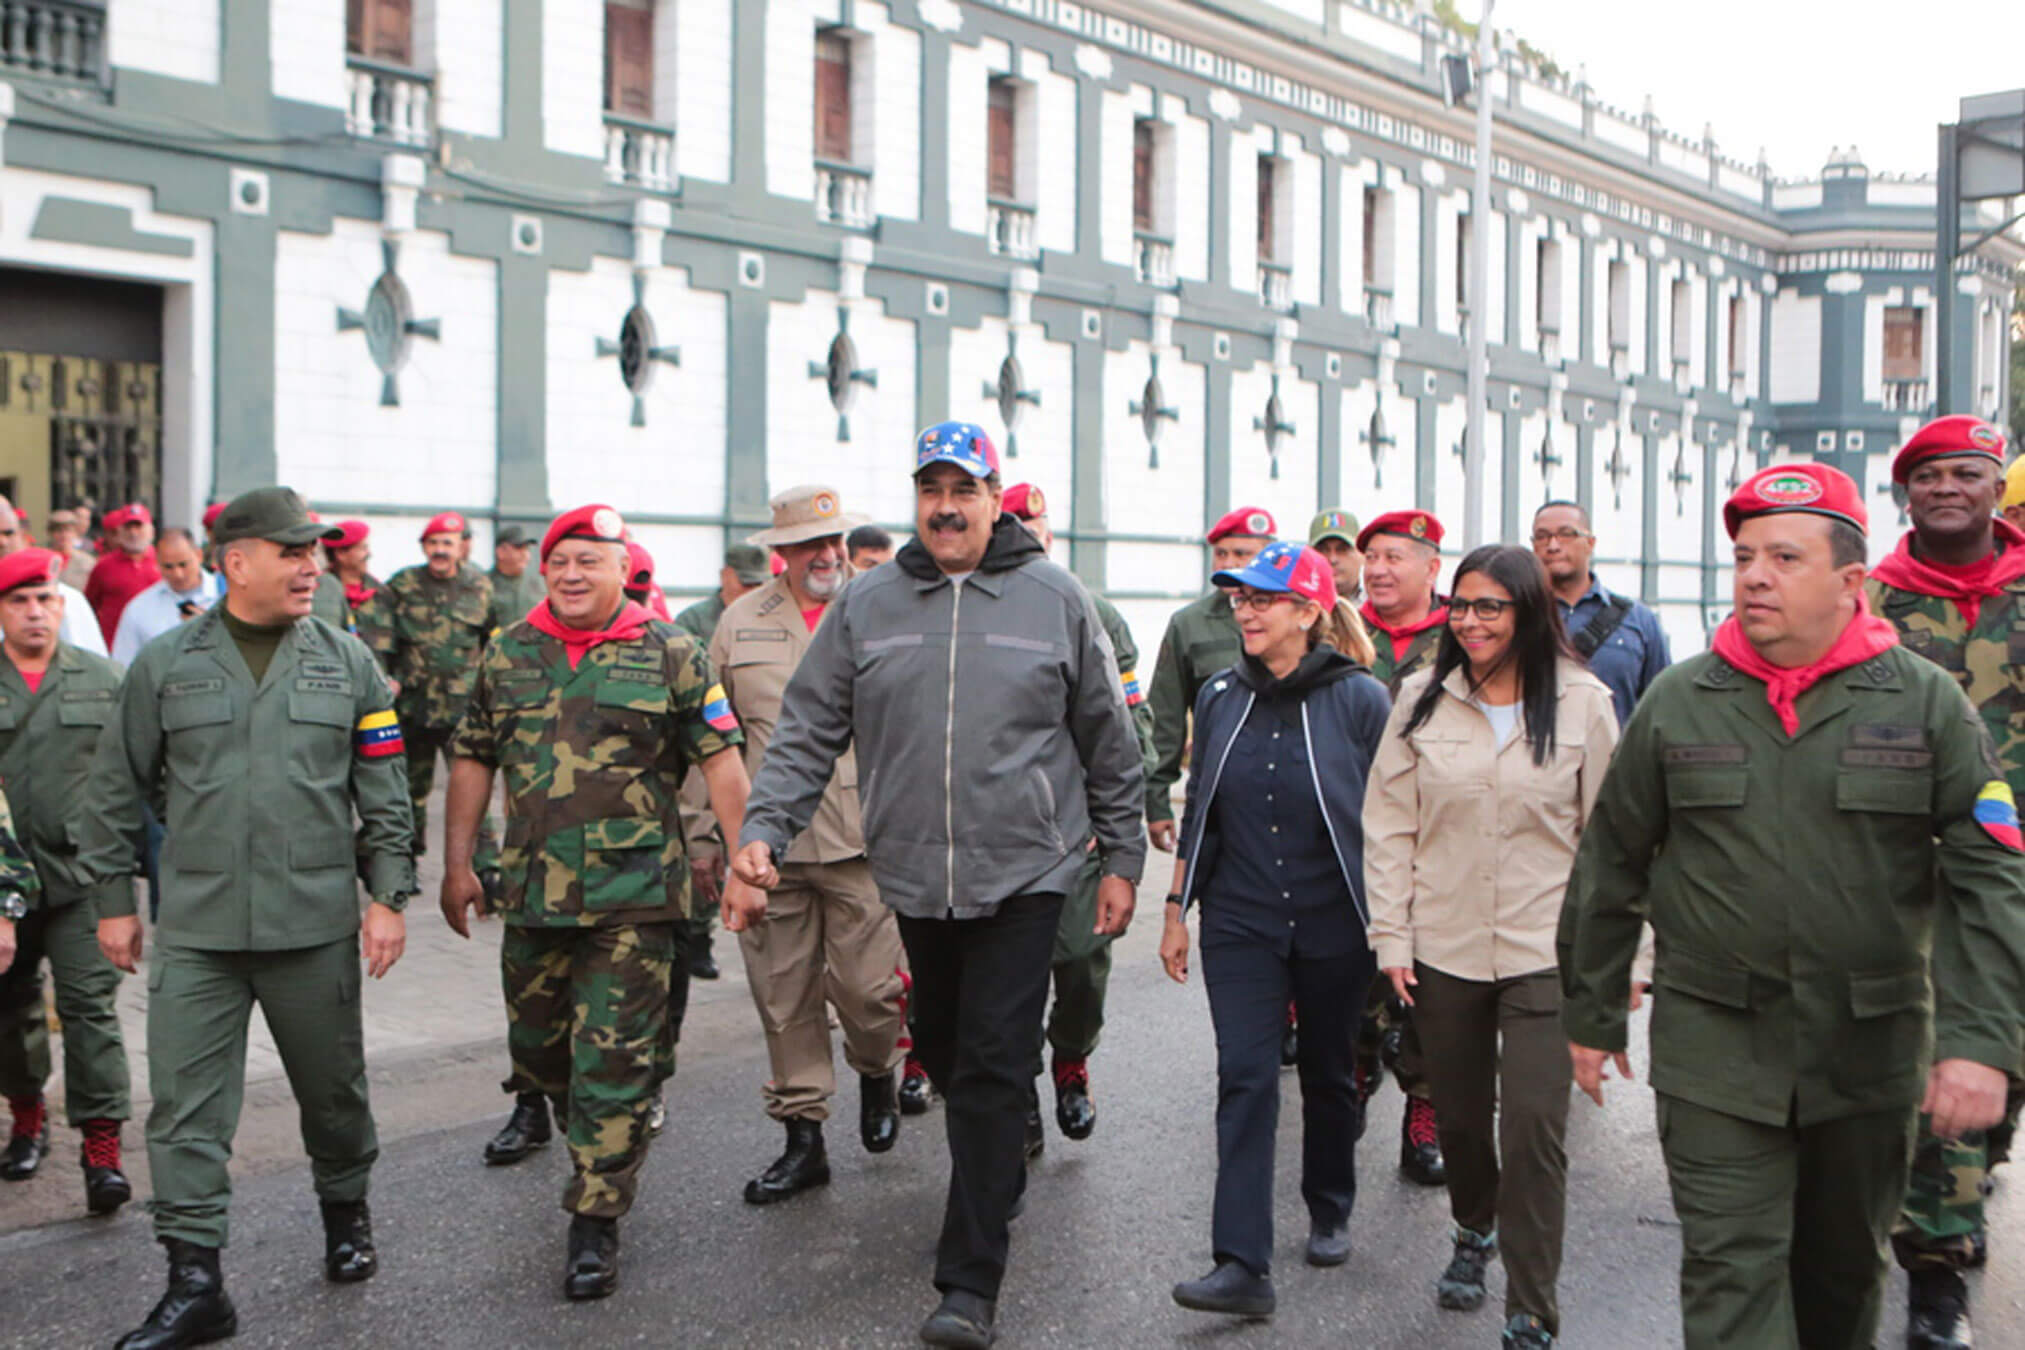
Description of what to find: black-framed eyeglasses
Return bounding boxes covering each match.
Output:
[1449,598,1516,622]
[1530,528,1591,545]
[1227,590,1297,613]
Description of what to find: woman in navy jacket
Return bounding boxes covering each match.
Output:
[1159,540,1392,1317]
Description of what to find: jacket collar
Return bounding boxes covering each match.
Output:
[183,604,325,687]
[896,515,1043,595]
[1695,648,1902,745]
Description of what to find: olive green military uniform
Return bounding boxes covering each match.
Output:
[450,615,740,1218]
[357,561,497,869]
[0,645,131,1128]
[1559,646,2025,1350]
[80,608,416,1248]
[488,567,546,630]
[1144,590,1242,828]
[1047,592,1154,1062]
[671,593,731,962]
[310,570,350,631]
[1867,570,2025,1271]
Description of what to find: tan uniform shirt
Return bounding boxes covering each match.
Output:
[710,575,865,865]
[1364,660,1621,981]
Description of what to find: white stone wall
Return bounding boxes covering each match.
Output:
[1097,89,1137,269]
[426,0,504,139]
[864,5,920,222]
[1588,427,1646,583]
[1030,53,1078,256]
[1226,363,1319,536]
[1104,345,1206,592]
[673,0,734,180]
[544,0,606,160]
[112,0,221,86]
[765,0,815,200]
[945,42,989,237]
[1169,98,1211,283]
[1289,140,1322,308]
[273,220,498,510]
[1768,290,1822,405]
[947,320,1074,526]
[268,0,345,109]
[765,292,918,527]
[1226,127,1261,298]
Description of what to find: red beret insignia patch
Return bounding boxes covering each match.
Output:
[1758,473,1824,507]
[592,508,625,539]
[1246,511,1270,535]
[1408,515,1428,538]
[1970,423,2003,451]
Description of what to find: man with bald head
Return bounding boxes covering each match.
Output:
[0,497,106,658]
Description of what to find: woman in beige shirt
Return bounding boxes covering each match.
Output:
[1363,544,1619,1350]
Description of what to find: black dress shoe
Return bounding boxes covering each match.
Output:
[1400,1096,1447,1187]
[483,1092,553,1166]
[320,1200,378,1283]
[919,1289,996,1348]
[1051,1059,1095,1140]
[1907,1267,1973,1350]
[564,1215,620,1300]
[1,1115,49,1181]
[1023,1106,1045,1162]
[86,1163,133,1215]
[860,1073,900,1153]
[116,1238,238,1349]
[898,1059,934,1115]
[1305,1221,1351,1267]
[744,1119,830,1204]
[1172,1260,1276,1317]
[688,943,720,980]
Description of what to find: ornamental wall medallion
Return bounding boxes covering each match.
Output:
[594,274,682,427]
[337,240,440,406]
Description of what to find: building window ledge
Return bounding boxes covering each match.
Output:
[1881,378,1931,414]
[1135,231,1176,289]
[1258,261,1293,312]
[346,55,434,148]
[815,159,875,230]
[987,198,1038,260]
[604,113,677,193]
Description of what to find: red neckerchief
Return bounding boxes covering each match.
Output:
[1710,599,1900,737]
[527,599,654,670]
[1868,519,2025,628]
[344,581,378,612]
[1360,599,1449,665]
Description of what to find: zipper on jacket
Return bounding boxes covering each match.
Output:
[1178,688,1254,909]
[944,579,962,918]
[1301,702,1368,927]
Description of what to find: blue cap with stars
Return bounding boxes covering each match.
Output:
[914,420,1000,480]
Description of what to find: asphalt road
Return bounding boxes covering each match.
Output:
[4,893,2021,1348]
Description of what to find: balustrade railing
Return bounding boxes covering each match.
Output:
[815,161,874,229]
[345,56,434,147]
[1882,378,1931,413]
[987,200,1037,259]
[1135,232,1176,288]
[1259,262,1293,311]
[0,1,106,84]
[604,114,676,191]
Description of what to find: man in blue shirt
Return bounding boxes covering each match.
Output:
[1531,501,1670,725]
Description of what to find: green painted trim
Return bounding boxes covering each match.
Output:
[724,289,771,541]
[1202,360,1232,543]
[1069,328,1107,587]
[212,211,278,494]
[29,197,193,257]
[495,254,550,516]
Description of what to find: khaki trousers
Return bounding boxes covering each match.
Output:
[738,859,905,1121]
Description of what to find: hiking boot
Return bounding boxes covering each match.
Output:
[1437,1227,1495,1311]
[2,1094,48,1181]
[1503,1313,1555,1348]
[744,1119,830,1204]
[1400,1095,1446,1186]
[483,1092,552,1166]
[81,1118,132,1215]
[116,1238,237,1349]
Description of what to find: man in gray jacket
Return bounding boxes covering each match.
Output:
[734,421,1146,1350]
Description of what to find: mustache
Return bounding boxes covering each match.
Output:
[927,513,967,532]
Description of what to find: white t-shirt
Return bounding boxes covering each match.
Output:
[1479,699,1520,748]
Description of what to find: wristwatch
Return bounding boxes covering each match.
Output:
[371,891,410,914]
[0,893,27,921]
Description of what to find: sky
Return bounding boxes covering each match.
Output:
[1494,0,2020,180]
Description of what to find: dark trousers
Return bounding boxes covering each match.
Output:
[1044,846,1111,1063]
[1198,930,1375,1277]
[897,893,1063,1300]
[1660,1095,1915,1350]
[1412,964,1572,1332]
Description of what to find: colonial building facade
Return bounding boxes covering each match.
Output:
[0,0,2018,652]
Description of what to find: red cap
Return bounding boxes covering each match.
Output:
[328,520,370,550]
[540,504,628,563]
[202,501,227,532]
[1207,506,1276,543]
[1723,462,1866,538]
[624,540,655,590]
[103,503,153,531]
[0,548,63,596]
[1002,483,1049,521]
[421,511,468,541]
[1356,509,1444,552]
[1891,414,2008,485]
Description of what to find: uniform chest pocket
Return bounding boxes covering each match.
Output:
[56,700,113,729]
[594,681,669,716]
[583,817,667,911]
[1834,771,1930,815]
[0,703,18,732]
[161,693,234,733]
[287,691,354,729]
[1663,767,1748,809]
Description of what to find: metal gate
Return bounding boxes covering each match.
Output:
[0,350,161,524]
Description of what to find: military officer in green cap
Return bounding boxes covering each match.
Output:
[1560,461,2025,1350]
[442,501,760,1301]
[0,547,133,1213]
[489,524,544,626]
[82,486,416,1350]
[1308,507,1363,605]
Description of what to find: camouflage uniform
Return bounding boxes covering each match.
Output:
[1867,572,2025,1271]
[670,593,731,962]
[450,615,740,1218]
[488,568,546,631]
[358,561,498,869]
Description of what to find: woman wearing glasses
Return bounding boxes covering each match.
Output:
[1158,541,1388,1318]
[1363,544,1621,1350]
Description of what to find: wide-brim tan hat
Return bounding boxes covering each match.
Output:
[747,484,868,548]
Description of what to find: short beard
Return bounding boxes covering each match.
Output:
[802,565,843,601]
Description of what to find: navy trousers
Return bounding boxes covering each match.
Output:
[1200,931,1376,1276]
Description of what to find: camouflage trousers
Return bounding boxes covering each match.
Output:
[1892,1076,2025,1271]
[1354,977,1431,1100]
[404,722,499,870]
[500,923,674,1219]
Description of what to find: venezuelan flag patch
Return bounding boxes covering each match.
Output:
[1120,669,1145,707]
[702,683,740,734]
[355,709,405,759]
[1975,781,2023,852]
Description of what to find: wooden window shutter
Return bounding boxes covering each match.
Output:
[988,80,1018,202]
[605,3,654,117]
[815,32,853,163]
[1133,120,1156,232]
[351,0,413,65]
[1362,188,1379,287]
[1256,157,1276,263]
[1883,307,1923,380]
[1728,297,1747,374]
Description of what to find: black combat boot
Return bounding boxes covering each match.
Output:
[1400,1095,1447,1186]
[320,1199,378,1282]
[116,1238,238,1349]
[1,1094,48,1180]
[563,1214,620,1300]
[898,1057,934,1114]
[1052,1057,1095,1140]
[688,936,720,981]
[1906,1267,1973,1350]
[743,1119,830,1204]
[81,1118,133,1215]
[483,1092,553,1166]
[919,1289,997,1348]
[859,1073,900,1153]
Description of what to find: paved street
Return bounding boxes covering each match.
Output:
[3,844,2021,1347]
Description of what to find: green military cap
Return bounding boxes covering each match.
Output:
[725,543,770,586]
[1309,508,1360,548]
[496,524,536,548]
[210,487,343,547]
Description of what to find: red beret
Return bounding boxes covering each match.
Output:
[1723,462,1866,538]
[421,511,468,541]
[328,520,370,550]
[1891,414,2008,485]
[103,503,153,531]
[1207,506,1276,543]
[1356,509,1444,552]
[0,548,63,596]
[1002,483,1049,522]
[770,552,787,576]
[540,504,628,562]
[624,540,655,589]
[202,501,227,531]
